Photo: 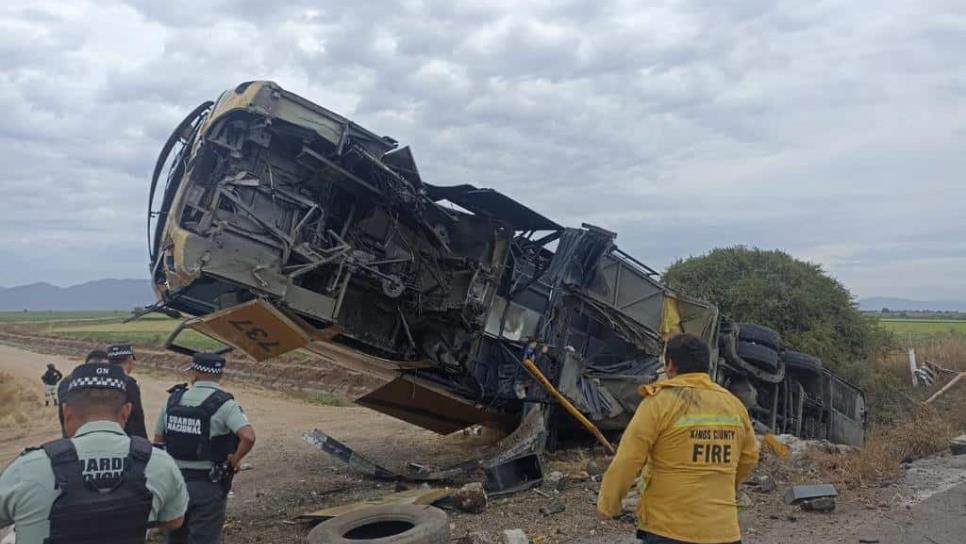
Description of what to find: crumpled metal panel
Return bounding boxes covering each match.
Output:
[302,404,548,485]
[355,375,514,434]
[423,183,561,232]
[557,352,623,421]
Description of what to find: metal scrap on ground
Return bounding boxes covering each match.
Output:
[951,435,966,456]
[924,372,966,404]
[783,484,839,505]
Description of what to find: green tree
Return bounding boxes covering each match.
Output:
[663,246,887,375]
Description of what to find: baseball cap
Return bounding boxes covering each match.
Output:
[106,344,135,363]
[65,363,127,393]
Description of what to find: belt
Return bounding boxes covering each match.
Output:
[180,468,212,481]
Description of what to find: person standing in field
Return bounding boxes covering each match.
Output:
[40,364,62,407]
[597,333,760,544]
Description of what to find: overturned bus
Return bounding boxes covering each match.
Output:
[148,81,865,490]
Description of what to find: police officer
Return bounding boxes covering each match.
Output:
[0,363,188,544]
[58,349,110,437]
[107,343,148,438]
[154,352,256,544]
[598,333,760,544]
[40,364,63,407]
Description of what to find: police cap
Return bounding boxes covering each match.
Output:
[107,343,135,363]
[66,363,127,393]
[191,352,225,375]
[85,350,109,364]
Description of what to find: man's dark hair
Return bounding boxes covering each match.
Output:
[665,334,711,374]
[85,350,109,364]
[62,389,128,418]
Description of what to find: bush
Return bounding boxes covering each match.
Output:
[663,246,892,375]
[0,371,40,431]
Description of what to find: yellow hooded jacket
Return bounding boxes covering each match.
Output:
[597,372,759,543]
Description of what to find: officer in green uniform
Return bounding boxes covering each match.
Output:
[154,353,256,544]
[0,363,188,544]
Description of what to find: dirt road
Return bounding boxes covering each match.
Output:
[2,342,964,543]
[847,477,966,544]
[0,343,465,542]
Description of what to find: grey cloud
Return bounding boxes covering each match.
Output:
[0,0,963,299]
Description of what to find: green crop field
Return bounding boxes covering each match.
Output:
[879,318,966,338]
[0,310,124,323]
[48,315,224,351]
[0,311,224,351]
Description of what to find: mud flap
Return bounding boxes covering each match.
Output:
[302,404,548,495]
[355,375,515,434]
[185,299,311,361]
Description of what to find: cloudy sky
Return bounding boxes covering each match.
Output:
[1,0,964,301]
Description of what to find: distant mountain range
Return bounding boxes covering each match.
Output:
[858,297,966,312]
[0,279,155,311]
[1,279,962,314]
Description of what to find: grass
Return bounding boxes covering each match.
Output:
[1,311,226,352]
[811,402,962,488]
[53,330,225,351]
[880,335,966,372]
[819,334,966,487]
[0,371,40,430]
[306,392,354,407]
[51,320,225,351]
[858,335,966,425]
[879,318,966,339]
[0,310,124,323]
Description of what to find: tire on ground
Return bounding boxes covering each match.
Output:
[736,341,780,371]
[783,351,822,376]
[736,323,783,352]
[307,504,449,544]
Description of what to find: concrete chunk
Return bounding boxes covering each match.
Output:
[454,482,487,513]
[539,500,566,515]
[800,496,836,512]
[758,474,777,493]
[736,491,753,508]
[502,529,530,544]
[543,470,567,491]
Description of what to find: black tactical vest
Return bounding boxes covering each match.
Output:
[164,385,239,462]
[43,436,154,544]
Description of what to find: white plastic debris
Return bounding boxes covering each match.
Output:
[502,528,530,544]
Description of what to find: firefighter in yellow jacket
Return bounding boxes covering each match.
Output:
[597,333,759,544]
